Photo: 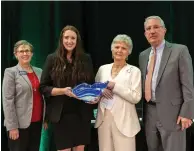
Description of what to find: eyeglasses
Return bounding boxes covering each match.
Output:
[145,25,163,32]
[17,49,32,54]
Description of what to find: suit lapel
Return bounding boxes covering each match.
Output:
[16,64,32,91]
[156,42,172,87]
[32,67,41,81]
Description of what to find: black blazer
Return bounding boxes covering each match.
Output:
[40,52,96,123]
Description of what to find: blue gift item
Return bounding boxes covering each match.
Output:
[72,81,109,102]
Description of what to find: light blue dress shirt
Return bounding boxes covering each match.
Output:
[147,40,165,101]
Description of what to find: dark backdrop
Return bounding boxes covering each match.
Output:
[1,1,194,151]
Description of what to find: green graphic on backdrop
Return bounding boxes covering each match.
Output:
[39,124,53,151]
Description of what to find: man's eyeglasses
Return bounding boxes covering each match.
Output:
[145,25,163,32]
[17,49,32,54]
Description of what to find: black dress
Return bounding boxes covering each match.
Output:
[40,53,95,150]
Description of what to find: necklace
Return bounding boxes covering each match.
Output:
[32,72,38,91]
[27,70,38,92]
[22,65,38,92]
[111,63,127,78]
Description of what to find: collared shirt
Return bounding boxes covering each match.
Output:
[147,40,165,101]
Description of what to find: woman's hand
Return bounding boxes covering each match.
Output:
[107,81,115,90]
[69,91,79,99]
[9,129,19,140]
[102,81,115,99]
[63,87,79,99]
[62,87,72,96]
[87,97,100,104]
[102,88,113,99]
[43,122,49,130]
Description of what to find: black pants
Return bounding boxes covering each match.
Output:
[8,122,42,151]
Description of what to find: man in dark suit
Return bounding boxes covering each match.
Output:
[139,15,194,151]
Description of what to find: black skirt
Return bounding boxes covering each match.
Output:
[53,113,91,150]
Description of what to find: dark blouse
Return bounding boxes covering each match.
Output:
[60,62,83,114]
[40,53,95,123]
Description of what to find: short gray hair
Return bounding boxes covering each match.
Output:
[111,34,133,54]
[144,16,166,28]
[14,40,34,53]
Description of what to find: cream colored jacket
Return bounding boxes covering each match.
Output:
[95,63,142,137]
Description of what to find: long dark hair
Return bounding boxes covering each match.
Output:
[51,25,91,87]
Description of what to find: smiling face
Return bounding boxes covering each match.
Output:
[144,18,166,47]
[14,44,33,65]
[112,41,130,62]
[62,30,77,53]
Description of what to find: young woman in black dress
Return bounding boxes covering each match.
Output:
[40,25,95,151]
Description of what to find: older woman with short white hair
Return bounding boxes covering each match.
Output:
[95,34,142,151]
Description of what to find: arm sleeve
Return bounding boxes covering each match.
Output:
[178,46,194,119]
[2,69,19,131]
[112,67,142,104]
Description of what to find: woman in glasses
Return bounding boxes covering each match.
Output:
[2,40,45,151]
